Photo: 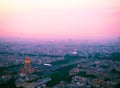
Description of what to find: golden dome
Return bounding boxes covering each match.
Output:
[24,56,30,64]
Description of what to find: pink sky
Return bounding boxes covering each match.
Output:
[0,0,120,40]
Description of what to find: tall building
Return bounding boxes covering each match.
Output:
[20,56,35,75]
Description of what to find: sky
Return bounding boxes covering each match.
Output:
[0,0,120,40]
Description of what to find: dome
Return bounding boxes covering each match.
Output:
[24,56,30,64]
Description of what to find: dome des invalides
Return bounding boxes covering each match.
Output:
[24,56,30,64]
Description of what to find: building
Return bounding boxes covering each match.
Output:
[20,56,35,75]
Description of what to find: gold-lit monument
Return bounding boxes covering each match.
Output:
[20,56,35,75]
[24,56,30,64]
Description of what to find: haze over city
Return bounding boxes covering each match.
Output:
[0,0,120,40]
[1,1,120,88]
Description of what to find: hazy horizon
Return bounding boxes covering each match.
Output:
[0,0,120,40]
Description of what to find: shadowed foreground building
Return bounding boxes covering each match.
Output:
[20,56,35,75]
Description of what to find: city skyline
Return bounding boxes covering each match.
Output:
[0,0,120,40]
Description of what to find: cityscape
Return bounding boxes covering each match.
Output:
[0,38,120,88]
[0,0,120,88]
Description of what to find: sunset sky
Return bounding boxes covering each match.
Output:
[0,0,120,40]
